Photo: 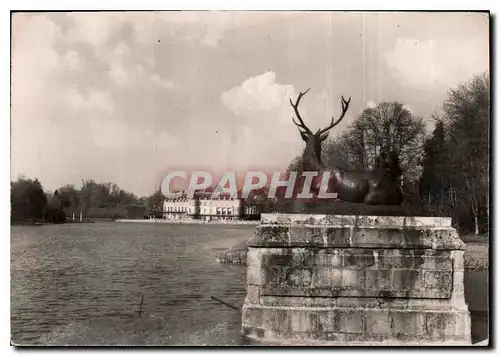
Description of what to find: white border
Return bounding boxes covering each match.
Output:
[3,1,497,355]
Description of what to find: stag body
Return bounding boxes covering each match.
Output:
[290,89,403,206]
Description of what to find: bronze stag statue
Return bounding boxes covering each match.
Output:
[290,89,403,206]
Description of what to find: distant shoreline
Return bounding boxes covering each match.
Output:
[115,218,260,226]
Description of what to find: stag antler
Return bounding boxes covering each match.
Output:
[290,88,312,134]
[318,96,351,135]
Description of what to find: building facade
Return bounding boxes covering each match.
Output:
[162,192,260,221]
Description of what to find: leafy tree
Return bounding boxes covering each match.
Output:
[443,73,489,234]
[146,188,164,213]
[321,139,351,170]
[419,120,450,214]
[11,178,47,222]
[45,190,66,223]
[58,184,80,210]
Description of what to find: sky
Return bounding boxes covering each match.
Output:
[11,11,489,197]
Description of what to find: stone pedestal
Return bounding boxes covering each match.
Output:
[242,214,471,345]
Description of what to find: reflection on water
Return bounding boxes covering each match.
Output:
[11,222,256,346]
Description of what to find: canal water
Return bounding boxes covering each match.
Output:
[11,222,255,346]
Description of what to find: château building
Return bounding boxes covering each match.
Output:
[162,191,260,221]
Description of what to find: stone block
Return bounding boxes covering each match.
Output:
[335,309,364,334]
[246,248,262,267]
[289,226,324,245]
[389,311,426,335]
[288,267,313,288]
[351,228,405,247]
[365,311,391,335]
[247,265,263,286]
[404,216,452,227]
[290,310,314,333]
[250,225,290,246]
[341,269,364,289]
[420,253,453,271]
[426,312,471,339]
[378,249,415,268]
[263,266,287,287]
[392,269,423,291]
[365,269,392,290]
[316,249,343,267]
[424,271,453,290]
[242,306,263,328]
[312,267,342,288]
[265,308,292,335]
[246,285,260,304]
[261,253,294,267]
[343,250,375,268]
[451,250,465,270]
[323,227,352,246]
[453,270,465,292]
[318,310,336,332]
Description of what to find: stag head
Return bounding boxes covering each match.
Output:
[290,88,351,143]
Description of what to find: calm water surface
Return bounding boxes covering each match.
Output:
[11,222,255,346]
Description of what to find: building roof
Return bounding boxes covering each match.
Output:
[164,190,241,201]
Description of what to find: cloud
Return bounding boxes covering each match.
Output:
[11,13,181,195]
[201,31,222,48]
[91,119,178,150]
[385,37,489,88]
[154,11,253,48]
[64,12,128,46]
[108,63,128,85]
[366,100,376,109]
[222,71,296,117]
[67,87,115,114]
[220,71,302,169]
[62,50,84,71]
[150,73,176,90]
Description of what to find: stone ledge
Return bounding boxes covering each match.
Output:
[261,214,452,227]
[248,225,466,250]
[256,295,468,309]
[242,305,471,345]
[242,327,472,346]
[260,248,455,269]
[260,287,452,299]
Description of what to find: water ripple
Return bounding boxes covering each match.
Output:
[11,223,254,346]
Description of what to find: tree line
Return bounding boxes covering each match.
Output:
[11,178,164,223]
[285,73,489,235]
[10,178,277,223]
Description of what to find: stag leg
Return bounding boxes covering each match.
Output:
[364,190,381,205]
[364,184,403,205]
[364,179,386,205]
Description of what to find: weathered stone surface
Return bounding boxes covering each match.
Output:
[261,213,452,228]
[242,213,471,345]
[250,247,456,299]
[242,305,471,345]
[248,223,466,250]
